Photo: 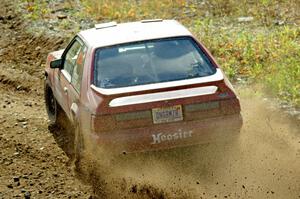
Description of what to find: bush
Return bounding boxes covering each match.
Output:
[21,0,300,106]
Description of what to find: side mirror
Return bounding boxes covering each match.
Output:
[50,59,62,69]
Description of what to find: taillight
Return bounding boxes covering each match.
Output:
[91,110,153,133]
[91,115,116,132]
[115,110,151,121]
[184,101,222,120]
[220,98,241,115]
[184,101,219,112]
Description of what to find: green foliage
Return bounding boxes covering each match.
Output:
[80,0,188,21]
[265,54,300,106]
[79,0,300,106]
[21,0,50,20]
[80,0,299,25]
[191,20,300,106]
[21,0,300,106]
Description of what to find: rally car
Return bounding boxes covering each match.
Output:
[44,19,242,156]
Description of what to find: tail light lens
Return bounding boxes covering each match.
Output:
[220,98,241,115]
[115,110,151,121]
[91,110,153,133]
[91,115,116,132]
[184,101,221,120]
[184,101,219,112]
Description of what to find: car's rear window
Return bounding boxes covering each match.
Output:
[94,37,216,88]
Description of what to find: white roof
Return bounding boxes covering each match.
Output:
[78,20,193,48]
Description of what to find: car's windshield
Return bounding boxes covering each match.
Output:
[94,37,216,88]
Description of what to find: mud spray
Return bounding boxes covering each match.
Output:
[72,86,300,199]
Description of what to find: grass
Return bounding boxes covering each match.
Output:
[79,0,300,107]
[192,22,300,106]
[20,0,300,107]
[80,0,299,25]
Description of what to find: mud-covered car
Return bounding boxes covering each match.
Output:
[44,19,242,156]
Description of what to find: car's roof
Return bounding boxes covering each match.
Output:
[78,20,193,48]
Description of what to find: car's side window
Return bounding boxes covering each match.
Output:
[71,45,87,92]
[62,38,87,93]
[63,40,82,78]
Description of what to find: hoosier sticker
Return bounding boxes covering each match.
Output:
[151,129,193,144]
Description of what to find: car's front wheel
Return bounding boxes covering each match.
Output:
[44,84,61,126]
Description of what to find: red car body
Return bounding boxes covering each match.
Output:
[44,20,242,154]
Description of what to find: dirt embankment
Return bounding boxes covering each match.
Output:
[0,1,299,199]
[0,1,92,198]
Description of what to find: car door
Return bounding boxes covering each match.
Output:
[56,38,83,117]
[67,39,87,122]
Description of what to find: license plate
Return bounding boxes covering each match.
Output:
[152,105,183,124]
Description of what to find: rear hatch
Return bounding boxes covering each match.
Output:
[90,36,240,133]
[90,70,241,133]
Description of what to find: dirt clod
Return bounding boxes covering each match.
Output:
[24,191,31,199]
[13,176,19,182]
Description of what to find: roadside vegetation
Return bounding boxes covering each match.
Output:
[22,0,300,107]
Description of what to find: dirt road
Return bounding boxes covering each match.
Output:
[0,1,299,198]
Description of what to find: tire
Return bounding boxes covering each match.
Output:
[44,83,60,126]
[74,123,84,169]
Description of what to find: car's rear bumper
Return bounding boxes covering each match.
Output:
[89,113,242,153]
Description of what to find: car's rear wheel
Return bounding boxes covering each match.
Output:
[73,124,95,184]
[74,123,84,168]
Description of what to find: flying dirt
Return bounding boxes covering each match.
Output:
[69,87,299,199]
[0,1,299,199]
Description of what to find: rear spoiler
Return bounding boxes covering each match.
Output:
[90,68,224,96]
